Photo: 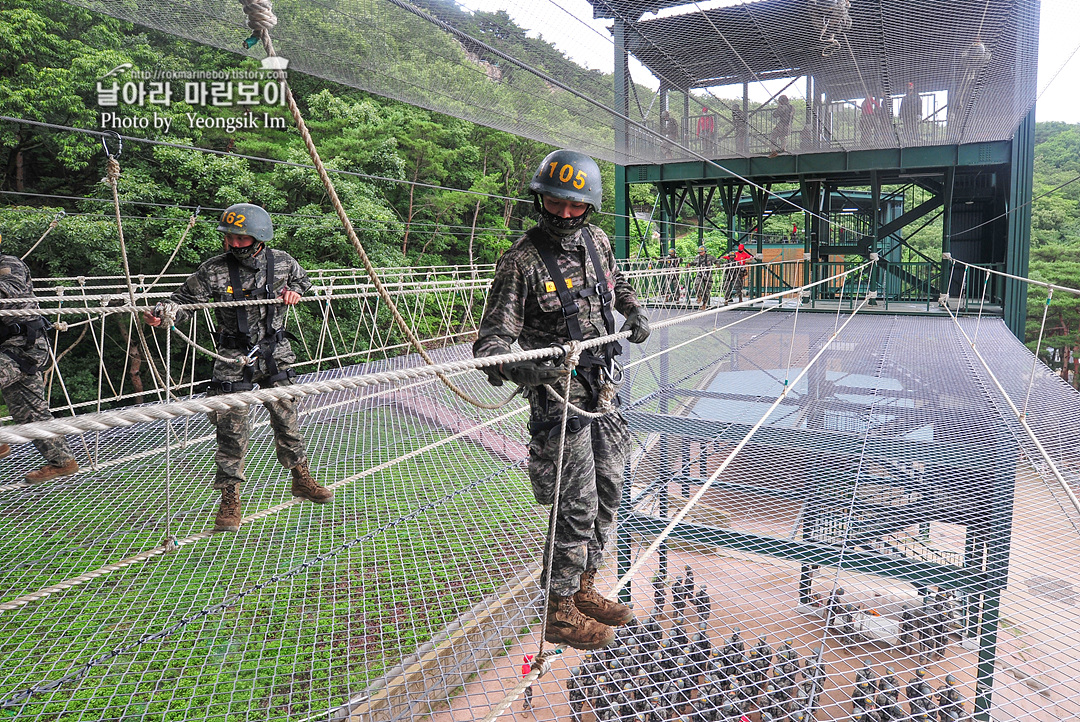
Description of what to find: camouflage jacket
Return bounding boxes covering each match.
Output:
[473,225,640,358]
[0,254,49,360]
[0,254,42,318]
[690,253,718,271]
[169,247,311,357]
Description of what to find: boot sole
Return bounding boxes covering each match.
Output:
[292,492,333,504]
[24,466,79,484]
[544,628,615,651]
[214,523,240,532]
[578,609,635,626]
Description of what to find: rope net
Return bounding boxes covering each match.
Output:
[0,262,1079,721]
[54,0,1062,165]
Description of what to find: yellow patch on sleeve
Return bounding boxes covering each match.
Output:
[565,278,573,289]
[544,281,556,293]
[226,285,233,294]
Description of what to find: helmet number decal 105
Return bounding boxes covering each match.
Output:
[547,162,587,189]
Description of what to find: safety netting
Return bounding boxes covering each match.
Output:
[2,261,1080,721]
[56,0,1057,165]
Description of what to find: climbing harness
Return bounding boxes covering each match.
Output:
[531,226,623,416]
[204,249,295,393]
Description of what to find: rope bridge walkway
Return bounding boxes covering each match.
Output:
[0,1,1077,718]
[0,259,1079,722]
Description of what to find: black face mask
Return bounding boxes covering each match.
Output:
[225,241,263,260]
[535,198,592,238]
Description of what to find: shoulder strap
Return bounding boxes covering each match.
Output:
[263,247,276,339]
[531,231,585,342]
[225,254,250,342]
[579,227,616,337]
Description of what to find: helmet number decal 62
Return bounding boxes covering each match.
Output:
[547,162,588,189]
[223,212,246,226]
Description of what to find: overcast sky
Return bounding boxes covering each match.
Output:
[458,0,1078,123]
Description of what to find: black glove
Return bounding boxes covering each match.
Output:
[504,360,564,387]
[620,309,651,344]
[482,364,506,387]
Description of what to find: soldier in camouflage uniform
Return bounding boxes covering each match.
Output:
[0,234,79,483]
[691,246,717,309]
[474,150,650,650]
[144,204,332,532]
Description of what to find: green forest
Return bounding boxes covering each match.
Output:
[2,0,1080,395]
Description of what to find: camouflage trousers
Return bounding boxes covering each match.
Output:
[208,359,307,490]
[694,271,713,305]
[0,345,75,466]
[527,380,631,597]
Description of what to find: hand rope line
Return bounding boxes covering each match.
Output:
[535,351,578,666]
[144,209,199,292]
[20,210,65,261]
[104,153,170,406]
[939,261,1080,520]
[1023,288,1053,419]
[480,265,879,722]
[238,2,515,412]
[946,254,1080,297]
[0,262,872,440]
[972,272,992,346]
[543,260,874,419]
[0,344,555,444]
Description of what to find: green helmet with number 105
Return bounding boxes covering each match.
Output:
[529,150,602,211]
[216,203,274,242]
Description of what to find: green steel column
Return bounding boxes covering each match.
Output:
[941,166,955,299]
[698,187,705,248]
[1005,107,1036,339]
[615,166,630,259]
[871,171,882,304]
[613,18,630,259]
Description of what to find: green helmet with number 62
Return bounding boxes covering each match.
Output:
[529,150,602,211]
[216,203,274,242]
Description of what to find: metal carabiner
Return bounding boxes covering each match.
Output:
[101,131,123,159]
[603,356,624,386]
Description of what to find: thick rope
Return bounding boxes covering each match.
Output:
[20,211,64,261]
[240,8,511,412]
[0,344,558,444]
[105,156,169,403]
[145,210,199,291]
[535,355,576,664]
[1023,287,1053,418]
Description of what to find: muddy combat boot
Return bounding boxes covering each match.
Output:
[24,459,78,484]
[575,568,635,626]
[214,484,242,532]
[545,593,615,650]
[290,463,333,503]
[0,444,10,459]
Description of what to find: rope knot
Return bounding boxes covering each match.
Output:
[563,341,583,370]
[240,0,278,31]
[104,157,120,185]
[53,321,69,333]
[155,302,180,326]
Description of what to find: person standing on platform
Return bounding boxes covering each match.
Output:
[691,245,718,310]
[697,106,717,156]
[768,95,794,157]
[474,150,650,650]
[731,243,754,304]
